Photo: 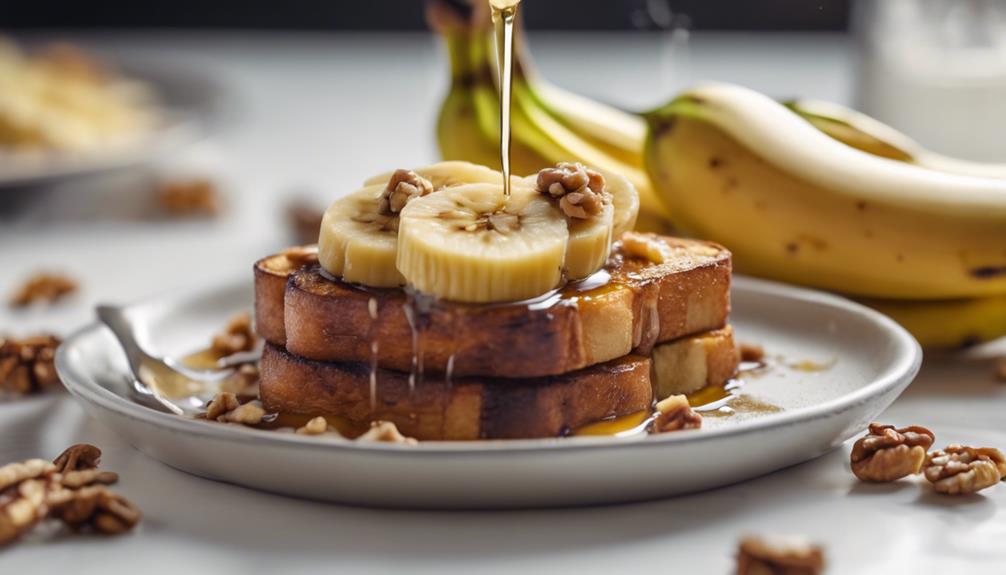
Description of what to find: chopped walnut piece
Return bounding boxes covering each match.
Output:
[924,445,1006,496]
[157,178,220,217]
[286,199,325,245]
[850,423,935,482]
[52,443,102,473]
[357,421,418,445]
[378,169,434,215]
[210,312,258,358]
[296,416,330,436]
[0,460,55,492]
[0,335,63,397]
[651,394,702,433]
[51,484,142,534]
[8,273,78,307]
[220,363,260,397]
[739,343,766,363]
[204,392,240,421]
[205,393,267,426]
[737,535,826,575]
[60,469,119,489]
[620,232,667,264]
[535,162,610,219]
[223,402,267,425]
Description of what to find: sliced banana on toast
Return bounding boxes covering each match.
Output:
[397,183,569,303]
[320,160,640,299]
[364,160,521,190]
[318,184,404,287]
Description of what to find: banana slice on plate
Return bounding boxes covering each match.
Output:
[318,184,404,288]
[365,161,524,190]
[397,183,569,303]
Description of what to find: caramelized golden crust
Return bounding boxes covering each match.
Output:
[257,235,731,379]
[258,343,653,440]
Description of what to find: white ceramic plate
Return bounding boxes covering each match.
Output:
[56,276,921,509]
[0,60,216,188]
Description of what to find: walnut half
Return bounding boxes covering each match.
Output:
[737,535,826,575]
[535,162,610,219]
[378,169,434,215]
[924,445,1006,496]
[850,423,935,482]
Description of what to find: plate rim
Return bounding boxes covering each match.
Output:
[55,275,923,456]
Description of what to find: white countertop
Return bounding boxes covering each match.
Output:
[2,31,1004,574]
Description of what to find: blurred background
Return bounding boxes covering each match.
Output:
[9,0,850,31]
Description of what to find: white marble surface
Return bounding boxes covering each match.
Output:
[1,31,1004,573]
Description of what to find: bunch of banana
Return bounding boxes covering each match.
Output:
[428,0,672,233]
[319,160,639,303]
[643,83,1006,349]
[426,1,1006,347]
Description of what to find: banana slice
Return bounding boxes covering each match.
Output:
[318,184,404,288]
[565,203,614,280]
[397,183,568,303]
[601,169,640,238]
[365,161,524,190]
[523,164,636,279]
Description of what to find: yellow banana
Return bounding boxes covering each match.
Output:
[787,99,1006,179]
[431,2,672,228]
[644,83,1006,300]
[858,296,1006,350]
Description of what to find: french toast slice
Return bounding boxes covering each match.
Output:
[253,246,317,346]
[258,326,738,441]
[255,234,731,379]
[652,326,739,397]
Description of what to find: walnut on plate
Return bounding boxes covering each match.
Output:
[378,169,434,215]
[924,445,1006,496]
[737,535,825,575]
[850,422,935,482]
[357,421,418,445]
[535,162,611,219]
[296,416,330,436]
[210,312,258,358]
[651,394,702,434]
[8,273,78,307]
[203,392,267,426]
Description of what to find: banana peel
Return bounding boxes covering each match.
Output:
[644,83,1006,301]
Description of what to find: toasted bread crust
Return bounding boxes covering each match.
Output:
[259,343,654,440]
[253,248,318,346]
[257,235,731,378]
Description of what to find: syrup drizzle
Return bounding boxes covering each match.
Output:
[490,0,521,198]
[367,297,380,409]
[403,288,436,394]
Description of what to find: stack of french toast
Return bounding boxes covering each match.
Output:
[253,162,738,441]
